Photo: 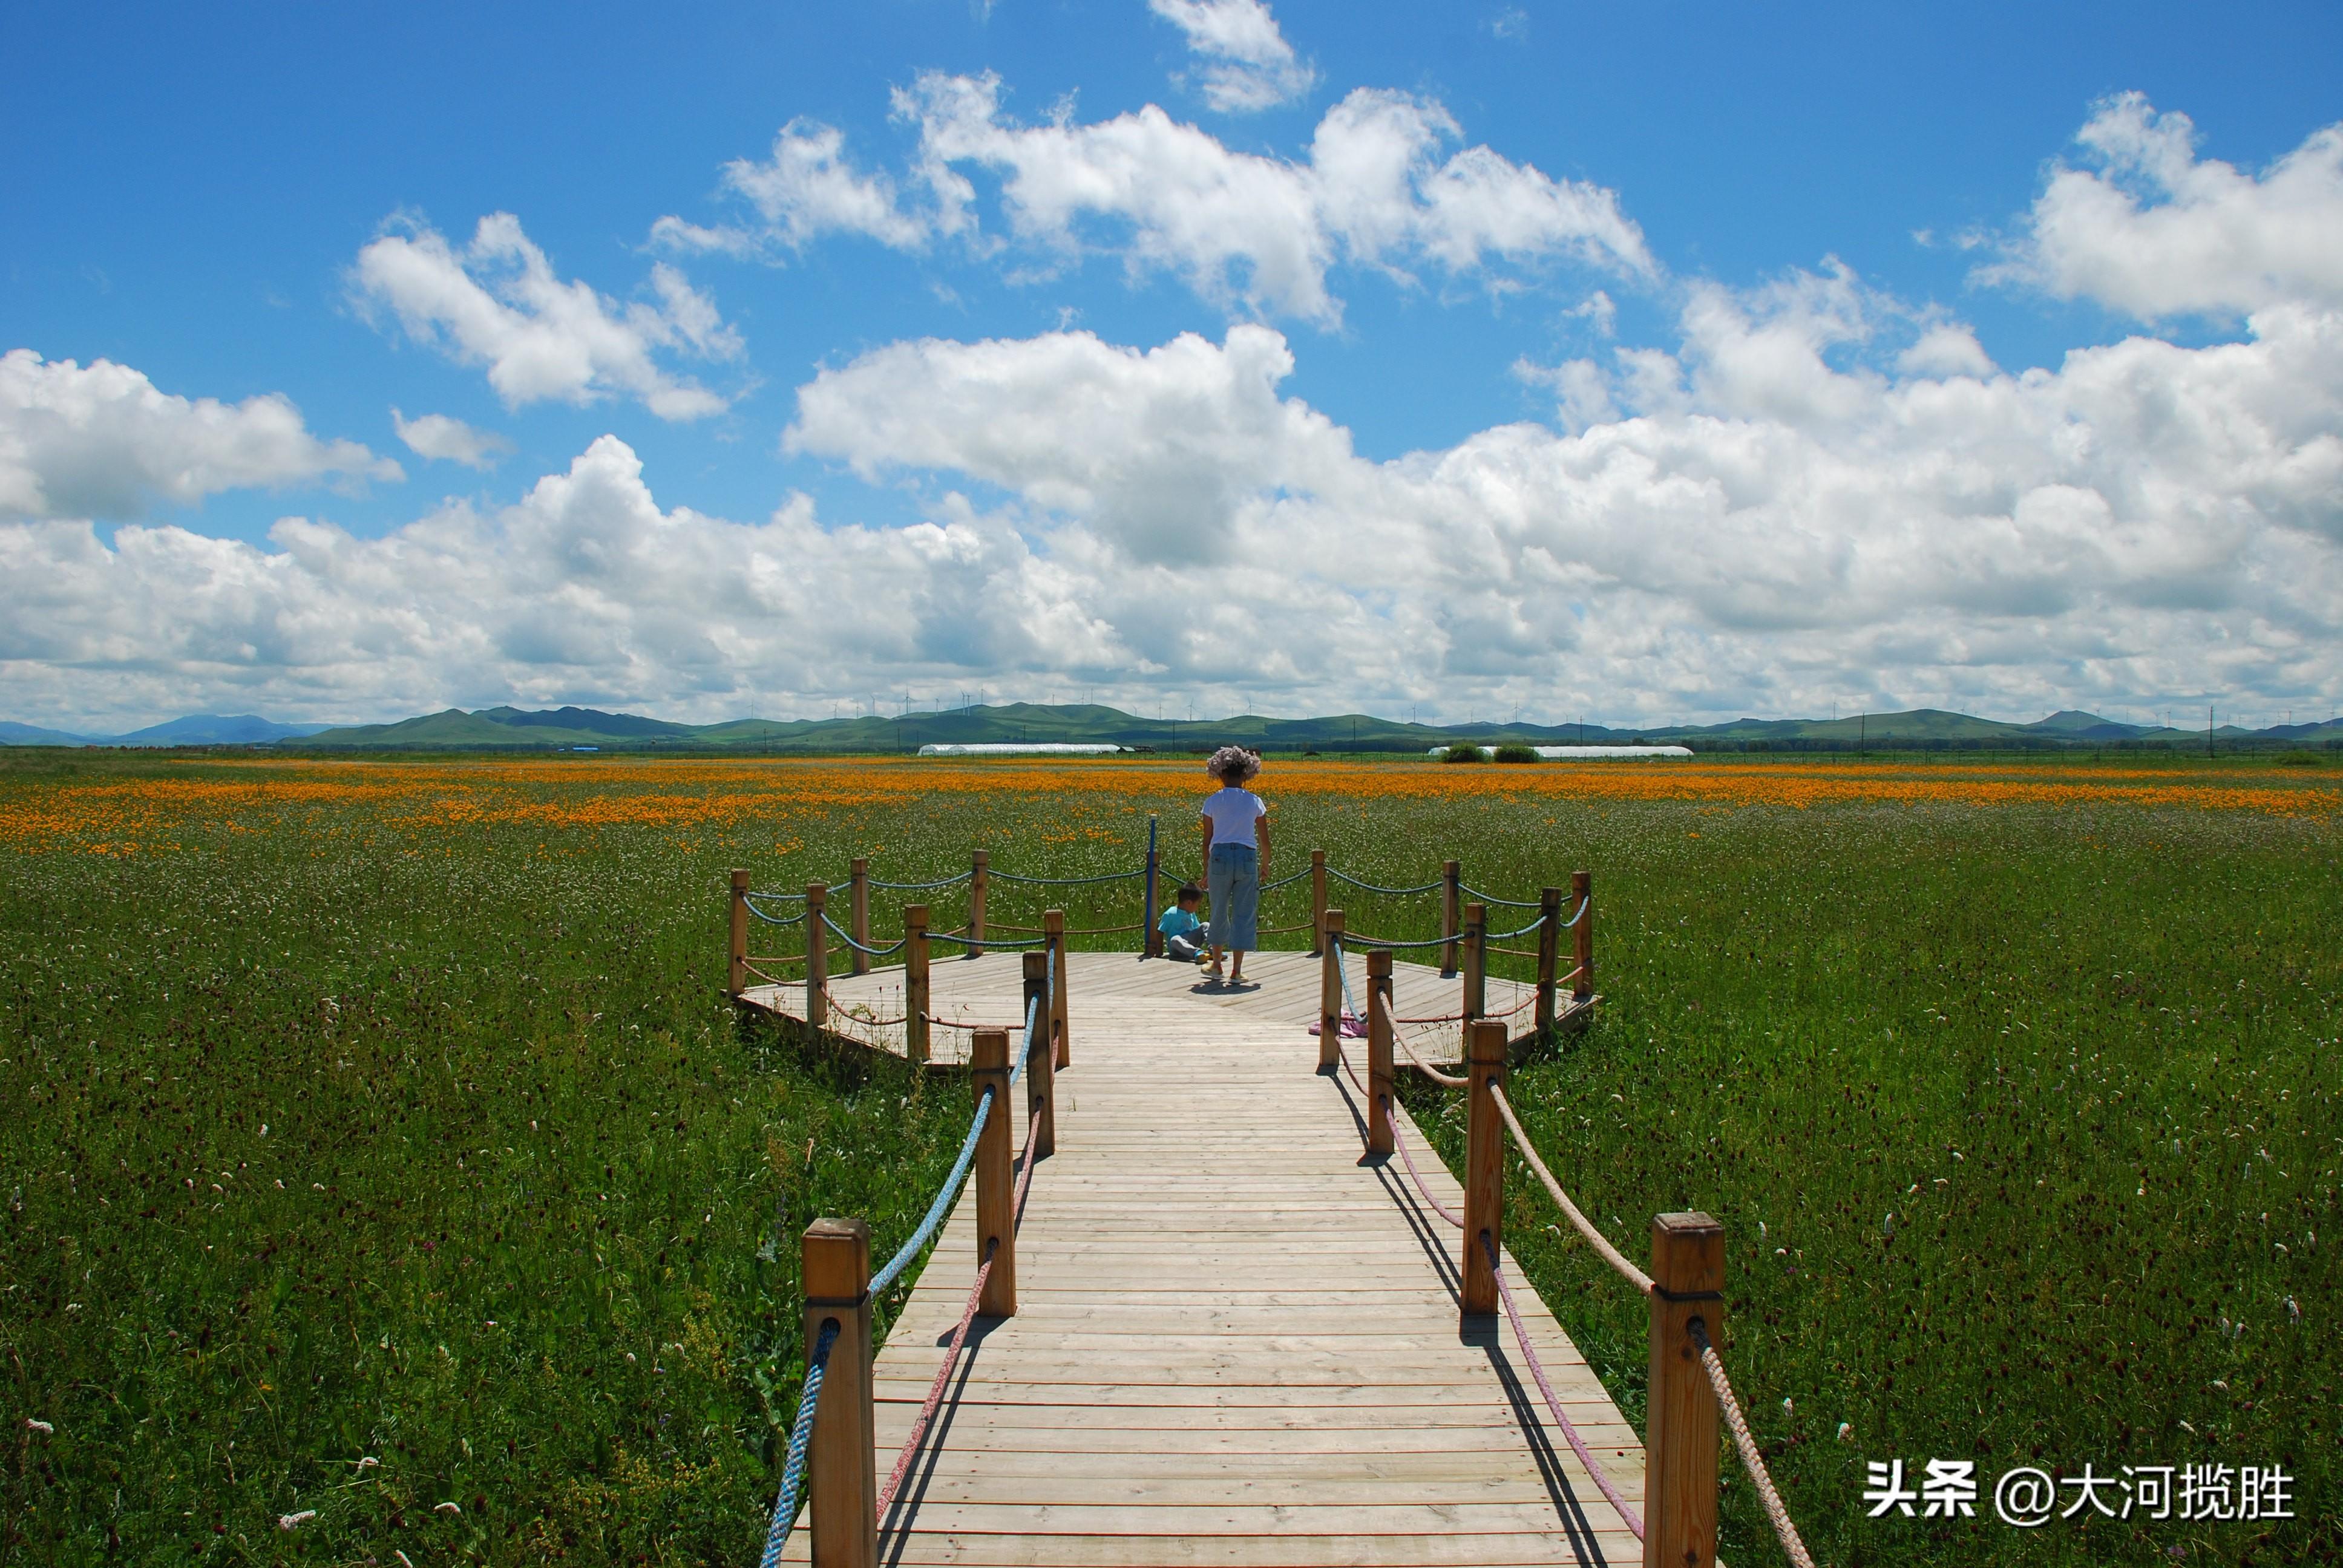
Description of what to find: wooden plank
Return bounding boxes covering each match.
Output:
[761,941,1631,1567]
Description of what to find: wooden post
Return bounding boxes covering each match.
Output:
[805,883,829,1028]
[1023,952,1055,1160]
[848,857,871,977]
[801,1217,877,1568]
[971,1030,1017,1318]
[1571,869,1594,1002]
[1644,1212,1725,1568]
[1441,860,1461,975]
[1366,949,1394,1157]
[1044,909,1069,1069]
[1461,1019,1506,1319]
[969,849,989,958]
[1317,908,1346,1071]
[1461,901,1487,1032]
[1309,849,1328,956]
[728,868,749,999]
[904,904,931,1066]
[1535,886,1562,1034]
[1143,814,1162,959]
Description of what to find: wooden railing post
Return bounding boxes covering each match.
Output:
[904,904,931,1066]
[1461,1019,1506,1319]
[1308,849,1328,956]
[1571,869,1594,1002]
[1366,948,1394,1157]
[1143,814,1162,959]
[1645,1212,1725,1568]
[969,850,989,958]
[1317,908,1346,1071]
[1044,909,1069,1068]
[1023,952,1055,1160]
[805,883,829,1029]
[801,1217,877,1568]
[728,868,750,999]
[1461,901,1486,1032]
[1535,885,1562,1034]
[971,1030,1017,1318]
[848,857,871,976]
[1441,860,1461,975]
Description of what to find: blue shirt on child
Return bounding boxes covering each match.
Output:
[1158,906,1203,939]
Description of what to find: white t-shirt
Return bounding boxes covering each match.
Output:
[1201,786,1266,848]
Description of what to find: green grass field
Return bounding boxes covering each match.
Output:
[1,751,2335,1564]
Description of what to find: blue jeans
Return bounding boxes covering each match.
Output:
[1207,843,1259,950]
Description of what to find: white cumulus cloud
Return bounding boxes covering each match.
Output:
[391,409,513,470]
[1149,0,1317,113]
[662,74,1651,326]
[897,72,1651,322]
[1985,93,2343,319]
[0,350,400,520]
[352,213,743,420]
[650,119,928,258]
[788,325,1354,562]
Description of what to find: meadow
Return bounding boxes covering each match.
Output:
[1,750,2336,1566]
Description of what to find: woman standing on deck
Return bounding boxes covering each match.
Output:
[1200,746,1271,986]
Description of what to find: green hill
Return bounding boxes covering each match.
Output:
[274,702,2341,756]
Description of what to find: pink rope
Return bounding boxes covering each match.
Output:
[1484,1232,1646,1541]
[879,1246,992,1517]
[1386,1109,1464,1229]
[876,1105,1045,1521]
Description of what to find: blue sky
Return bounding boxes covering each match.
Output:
[5,1,2341,728]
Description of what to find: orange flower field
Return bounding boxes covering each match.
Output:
[2,754,2335,858]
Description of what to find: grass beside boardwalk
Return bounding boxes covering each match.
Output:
[2,750,2337,1564]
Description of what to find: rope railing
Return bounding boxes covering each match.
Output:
[989,866,1144,886]
[820,909,909,959]
[758,930,1061,1560]
[757,1316,839,1568]
[880,1096,1046,1517]
[1483,1232,1647,1541]
[1342,929,1455,951]
[927,929,1049,950]
[1693,1319,1820,1568]
[744,900,809,927]
[1386,1111,1464,1227]
[1460,886,1543,908]
[1357,988,1812,1568]
[870,1084,995,1301]
[1484,912,1552,944]
[1487,1082,1652,1295]
[1327,868,1444,896]
[868,871,974,892]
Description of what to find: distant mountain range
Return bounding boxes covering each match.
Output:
[0,714,335,748]
[7,703,2336,753]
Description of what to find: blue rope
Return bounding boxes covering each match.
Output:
[1333,939,1368,1030]
[870,1085,995,1299]
[1560,895,1589,928]
[989,867,1145,886]
[869,871,974,891]
[745,900,809,927]
[1327,868,1444,897]
[1260,866,1310,892]
[1460,886,1543,909]
[758,1317,839,1568]
[926,930,1049,950]
[1343,930,1453,950]
[818,909,908,958]
[1484,913,1553,944]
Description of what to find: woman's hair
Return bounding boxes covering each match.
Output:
[1206,745,1261,783]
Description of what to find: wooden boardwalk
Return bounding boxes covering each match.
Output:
[764,953,1640,1566]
